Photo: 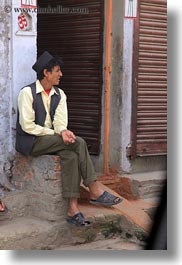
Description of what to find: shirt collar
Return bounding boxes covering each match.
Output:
[36,80,59,95]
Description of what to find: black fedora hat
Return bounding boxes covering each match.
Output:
[32,51,54,73]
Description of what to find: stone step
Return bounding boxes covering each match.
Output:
[1,183,157,249]
[131,197,160,220]
[56,237,143,250]
[97,171,166,200]
[1,153,155,249]
[0,193,150,250]
[1,191,29,220]
[79,182,158,243]
[0,210,145,250]
[11,154,68,222]
[2,191,68,223]
[0,217,74,250]
[2,185,153,245]
[78,203,147,246]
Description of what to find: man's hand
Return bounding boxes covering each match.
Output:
[61,130,76,145]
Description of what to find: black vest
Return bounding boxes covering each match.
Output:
[15,82,61,156]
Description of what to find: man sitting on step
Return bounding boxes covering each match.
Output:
[15,51,122,227]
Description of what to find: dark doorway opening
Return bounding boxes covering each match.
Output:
[37,0,104,155]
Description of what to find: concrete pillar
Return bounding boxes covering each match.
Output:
[121,19,134,173]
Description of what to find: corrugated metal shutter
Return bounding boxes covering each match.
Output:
[129,0,167,158]
[37,0,104,155]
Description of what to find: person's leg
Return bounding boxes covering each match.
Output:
[30,135,82,215]
[65,137,97,185]
[56,149,81,199]
[67,198,79,217]
[30,135,65,156]
[87,180,104,200]
[30,135,121,216]
[64,136,104,199]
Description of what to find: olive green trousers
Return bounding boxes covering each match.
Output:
[30,135,97,198]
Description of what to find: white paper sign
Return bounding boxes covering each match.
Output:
[21,0,37,7]
[125,0,138,18]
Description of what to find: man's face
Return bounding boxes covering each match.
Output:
[45,65,62,86]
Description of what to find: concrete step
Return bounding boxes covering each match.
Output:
[97,171,166,200]
[2,189,68,223]
[0,209,145,250]
[130,197,160,220]
[0,197,152,249]
[11,154,68,222]
[1,190,29,220]
[56,237,143,250]
[79,182,158,244]
[0,217,72,250]
[77,203,147,246]
[0,183,156,249]
[81,182,155,226]
[1,154,158,249]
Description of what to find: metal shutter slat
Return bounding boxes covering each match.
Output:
[37,0,104,154]
[130,0,167,158]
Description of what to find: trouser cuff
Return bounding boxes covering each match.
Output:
[83,175,98,187]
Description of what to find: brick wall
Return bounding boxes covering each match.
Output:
[12,153,68,222]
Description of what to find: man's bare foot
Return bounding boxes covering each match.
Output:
[67,198,80,217]
[88,181,104,200]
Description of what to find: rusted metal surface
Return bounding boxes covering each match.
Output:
[37,0,104,155]
[129,0,167,158]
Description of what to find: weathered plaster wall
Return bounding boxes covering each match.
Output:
[11,0,37,142]
[0,0,37,186]
[0,0,12,185]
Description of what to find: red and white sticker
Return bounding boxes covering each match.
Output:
[18,14,28,30]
